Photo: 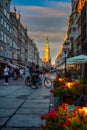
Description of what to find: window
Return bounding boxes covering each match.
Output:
[4,34,7,43]
[7,24,9,31]
[4,21,7,28]
[0,46,3,56]
[4,9,7,16]
[1,17,3,25]
[7,12,9,19]
[4,8,10,19]
[0,31,4,41]
[10,28,12,33]
[7,36,9,43]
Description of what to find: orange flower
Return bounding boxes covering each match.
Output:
[40,104,87,130]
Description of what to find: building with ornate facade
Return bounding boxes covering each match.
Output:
[0,0,40,78]
[55,0,87,78]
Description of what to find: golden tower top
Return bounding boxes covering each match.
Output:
[45,36,49,48]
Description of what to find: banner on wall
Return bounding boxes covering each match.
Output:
[66,39,71,49]
[71,24,78,38]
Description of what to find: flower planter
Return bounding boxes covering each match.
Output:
[62,95,77,105]
[41,104,87,130]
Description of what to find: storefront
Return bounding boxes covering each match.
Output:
[0,59,7,79]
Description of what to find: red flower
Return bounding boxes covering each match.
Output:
[63,119,71,127]
[40,114,46,120]
[50,89,53,93]
[72,128,78,130]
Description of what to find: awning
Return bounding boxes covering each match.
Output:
[0,59,7,64]
[67,55,87,65]
[7,62,19,69]
[16,64,25,68]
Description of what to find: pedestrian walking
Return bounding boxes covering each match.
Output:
[9,67,14,78]
[14,68,20,80]
[4,64,9,85]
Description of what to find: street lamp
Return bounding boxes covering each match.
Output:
[63,43,68,75]
[64,50,67,74]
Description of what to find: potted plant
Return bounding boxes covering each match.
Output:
[53,77,66,88]
[50,81,87,105]
[41,103,87,130]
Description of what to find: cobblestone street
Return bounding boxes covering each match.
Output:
[0,78,52,130]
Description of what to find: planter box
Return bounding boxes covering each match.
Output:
[62,95,78,105]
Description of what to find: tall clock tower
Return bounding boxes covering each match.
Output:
[44,37,51,62]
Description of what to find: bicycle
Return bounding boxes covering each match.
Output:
[25,73,52,89]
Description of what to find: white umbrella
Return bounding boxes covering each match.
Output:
[67,55,87,64]
[67,57,80,65]
[72,55,87,61]
[67,60,78,65]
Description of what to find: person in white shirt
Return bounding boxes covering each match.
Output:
[24,66,31,79]
[4,65,9,85]
[19,68,24,79]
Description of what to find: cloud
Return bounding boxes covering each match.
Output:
[12,2,71,63]
[15,4,71,18]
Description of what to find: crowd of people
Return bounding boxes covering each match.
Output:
[3,62,45,85]
[3,62,80,85]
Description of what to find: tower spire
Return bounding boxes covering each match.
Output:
[45,36,49,48]
[44,37,50,62]
[46,36,48,41]
[13,5,16,13]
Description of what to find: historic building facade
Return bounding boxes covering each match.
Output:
[0,0,12,61]
[55,0,87,77]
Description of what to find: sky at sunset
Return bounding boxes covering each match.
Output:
[11,0,71,64]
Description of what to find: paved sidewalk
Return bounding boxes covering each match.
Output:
[0,72,56,87]
[0,79,51,130]
[0,78,25,86]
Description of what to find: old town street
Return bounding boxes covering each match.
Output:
[0,78,54,130]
